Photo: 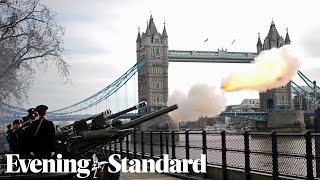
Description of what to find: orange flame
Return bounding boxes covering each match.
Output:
[221,46,301,92]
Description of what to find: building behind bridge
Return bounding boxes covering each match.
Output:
[226,99,260,113]
[179,116,226,131]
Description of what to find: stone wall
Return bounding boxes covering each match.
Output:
[267,110,305,128]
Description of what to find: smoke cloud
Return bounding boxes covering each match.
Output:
[221,45,301,92]
[168,84,227,122]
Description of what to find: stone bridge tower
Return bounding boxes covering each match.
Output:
[136,15,175,131]
[257,20,293,111]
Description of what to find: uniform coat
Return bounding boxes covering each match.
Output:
[7,128,20,153]
[29,117,55,159]
[19,121,34,157]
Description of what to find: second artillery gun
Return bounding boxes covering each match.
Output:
[54,102,178,179]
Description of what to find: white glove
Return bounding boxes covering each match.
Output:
[51,152,55,157]
[30,152,34,156]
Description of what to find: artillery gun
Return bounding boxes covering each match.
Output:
[0,102,178,179]
[53,102,178,179]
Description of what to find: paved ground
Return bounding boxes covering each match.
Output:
[120,172,181,180]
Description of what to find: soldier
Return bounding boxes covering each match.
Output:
[6,124,12,151]
[29,105,55,159]
[7,120,22,153]
[22,116,30,123]
[27,108,38,121]
[6,124,12,143]
[19,108,38,158]
[6,124,11,130]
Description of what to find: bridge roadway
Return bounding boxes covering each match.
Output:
[221,111,315,122]
[168,50,257,63]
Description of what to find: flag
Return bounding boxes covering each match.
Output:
[204,38,208,43]
[231,39,235,45]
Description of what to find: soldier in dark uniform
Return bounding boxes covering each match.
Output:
[27,108,38,121]
[6,124,11,130]
[6,124,12,151]
[22,116,30,123]
[7,120,22,153]
[29,105,55,159]
[19,109,38,158]
[6,124,13,151]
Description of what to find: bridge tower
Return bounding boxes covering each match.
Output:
[136,15,174,130]
[258,20,293,111]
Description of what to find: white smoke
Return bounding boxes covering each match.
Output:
[221,45,301,92]
[168,84,227,122]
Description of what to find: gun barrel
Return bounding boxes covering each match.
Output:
[89,101,147,120]
[61,101,147,129]
[83,113,102,121]
[106,101,147,119]
[120,104,178,129]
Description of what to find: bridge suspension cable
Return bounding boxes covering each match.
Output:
[0,60,145,116]
[48,59,145,115]
[297,70,320,93]
[0,102,28,115]
[290,70,320,111]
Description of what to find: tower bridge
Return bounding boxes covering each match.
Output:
[135,15,300,130]
[1,16,318,131]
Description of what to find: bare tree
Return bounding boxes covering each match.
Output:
[0,0,70,103]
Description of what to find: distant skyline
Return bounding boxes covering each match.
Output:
[21,0,320,113]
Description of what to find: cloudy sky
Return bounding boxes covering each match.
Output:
[23,0,320,113]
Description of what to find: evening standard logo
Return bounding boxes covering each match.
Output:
[6,153,207,178]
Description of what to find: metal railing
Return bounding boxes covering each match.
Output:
[100,130,320,180]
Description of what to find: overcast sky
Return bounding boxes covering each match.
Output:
[23,0,320,113]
